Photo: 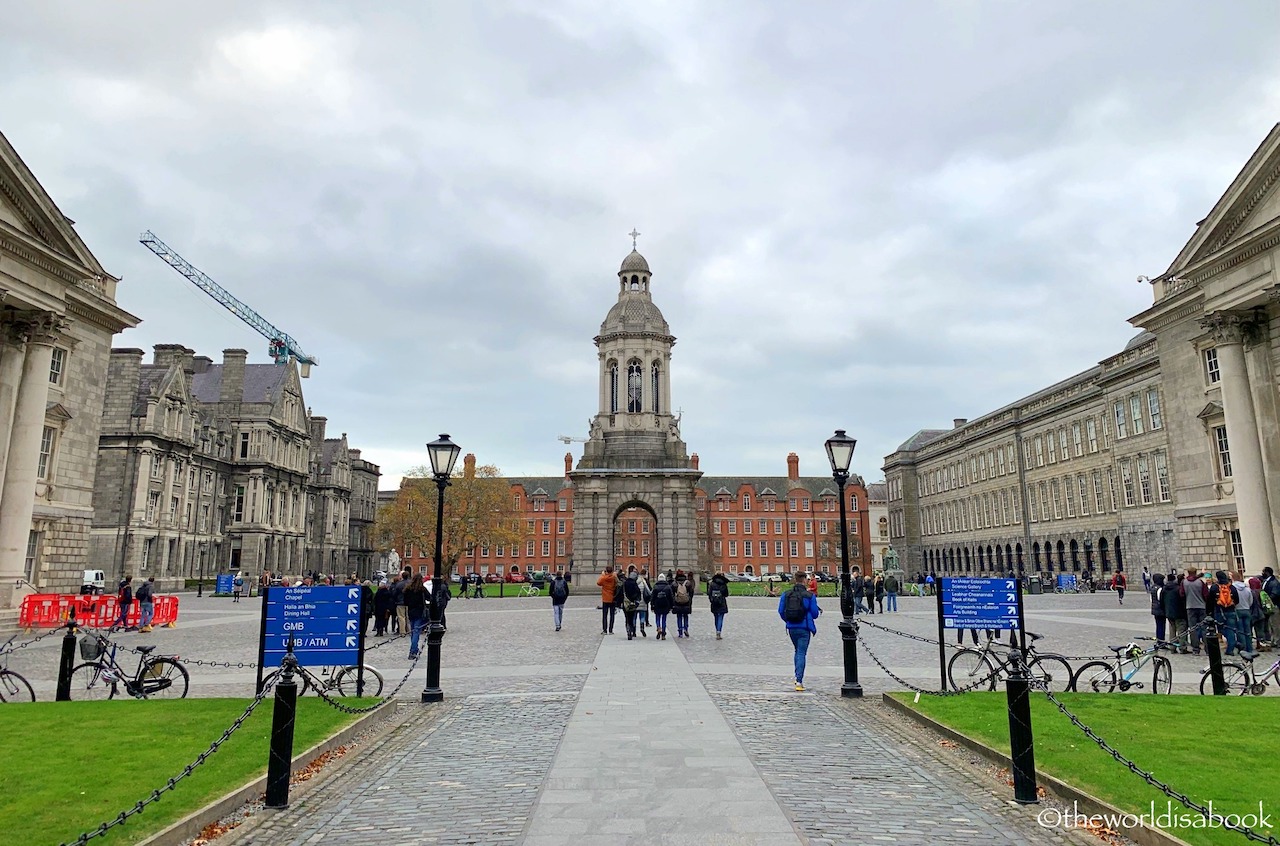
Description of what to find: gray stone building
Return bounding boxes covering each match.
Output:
[1131,122,1280,573]
[884,332,1179,580]
[0,131,140,604]
[569,245,703,576]
[348,449,381,577]
[93,345,374,587]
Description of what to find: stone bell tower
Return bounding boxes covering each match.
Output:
[569,235,702,574]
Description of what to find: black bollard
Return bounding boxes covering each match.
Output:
[1004,654,1039,803]
[265,654,299,808]
[1204,617,1227,695]
[839,617,862,698]
[56,611,78,702]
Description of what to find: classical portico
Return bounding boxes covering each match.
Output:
[570,241,703,574]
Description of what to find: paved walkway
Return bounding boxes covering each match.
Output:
[522,634,801,845]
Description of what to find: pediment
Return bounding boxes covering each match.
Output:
[0,131,106,274]
[45,401,74,422]
[1167,124,1280,274]
[1197,401,1224,420]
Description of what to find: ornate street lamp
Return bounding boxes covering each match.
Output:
[422,433,461,703]
[825,429,862,698]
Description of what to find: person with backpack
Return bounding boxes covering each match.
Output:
[707,571,730,640]
[1247,576,1269,648]
[622,568,644,639]
[778,570,821,691]
[550,572,570,631]
[1112,569,1127,605]
[883,572,899,612]
[597,565,619,635]
[650,573,674,639]
[1261,567,1280,647]
[373,582,394,636]
[1231,571,1255,655]
[391,571,408,635]
[874,574,886,613]
[232,573,244,602]
[136,576,156,632]
[636,571,651,637]
[404,573,427,659]
[1163,572,1188,652]
[1207,570,1242,655]
[1148,572,1167,646]
[672,570,695,637]
[114,576,136,632]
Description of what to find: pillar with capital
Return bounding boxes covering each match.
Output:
[1202,311,1279,570]
[0,313,68,607]
[0,312,27,494]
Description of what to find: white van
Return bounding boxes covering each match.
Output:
[81,569,106,594]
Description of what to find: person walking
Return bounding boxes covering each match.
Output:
[550,572,570,631]
[851,568,867,614]
[597,566,619,635]
[361,579,376,636]
[672,570,695,637]
[1163,572,1188,652]
[1112,568,1127,605]
[1261,567,1280,647]
[1181,569,1208,655]
[635,570,651,637]
[707,571,730,640]
[778,570,821,691]
[622,569,643,639]
[884,571,899,612]
[874,574,886,614]
[1149,572,1167,647]
[391,572,408,635]
[650,573,674,639]
[1248,576,1269,648]
[136,577,156,632]
[1207,570,1241,655]
[373,583,394,636]
[404,573,427,659]
[806,572,818,595]
[114,576,136,632]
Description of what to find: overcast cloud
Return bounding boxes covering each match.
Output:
[3,2,1279,487]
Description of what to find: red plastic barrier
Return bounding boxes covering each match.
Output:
[19,593,181,629]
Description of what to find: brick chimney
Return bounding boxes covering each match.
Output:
[691,453,699,470]
[564,452,573,477]
[787,452,800,481]
[953,418,968,429]
[152,343,195,372]
[219,349,248,404]
[105,349,144,429]
[463,453,477,479]
[309,415,327,444]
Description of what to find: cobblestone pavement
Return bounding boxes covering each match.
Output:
[223,691,581,845]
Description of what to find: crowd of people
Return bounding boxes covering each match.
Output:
[1144,566,1280,656]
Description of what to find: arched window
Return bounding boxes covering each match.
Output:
[651,362,660,414]
[630,274,640,291]
[1099,537,1110,572]
[609,362,619,413]
[1033,542,1041,571]
[627,361,643,413]
[1070,539,1080,571]
[1056,540,1066,572]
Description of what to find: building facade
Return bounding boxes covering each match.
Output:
[1131,123,1280,573]
[0,132,140,604]
[884,332,1179,579]
[348,449,381,576]
[93,345,375,587]
[866,481,889,570]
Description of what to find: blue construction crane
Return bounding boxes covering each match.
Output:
[139,231,317,377]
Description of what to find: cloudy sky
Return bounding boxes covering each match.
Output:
[4,2,1279,487]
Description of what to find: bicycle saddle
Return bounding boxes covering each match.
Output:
[1026,632,1043,642]
[1238,651,1258,661]
[1109,644,1133,653]
[133,645,157,655]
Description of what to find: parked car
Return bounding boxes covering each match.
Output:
[483,573,504,584]
[505,572,528,583]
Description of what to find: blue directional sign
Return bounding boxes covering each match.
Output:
[940,577,1020,630]
[215,574,235,595]
[262,585,362,668]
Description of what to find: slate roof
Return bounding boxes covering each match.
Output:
[132,365,169,416]
[695,475,867,498]
[318,438,348,472]
[893,429,949,453]
[190,364,288,405]
[866,482,887,503]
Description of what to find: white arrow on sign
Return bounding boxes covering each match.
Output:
[347,619,358,631]
[345,636,357,647]
[347,604,359,615]
[1006,593,1016,601]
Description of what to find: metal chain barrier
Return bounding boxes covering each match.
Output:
[182,657,259,669]
[8,626,67,651]
[857,617,956,649]
[1040,689,1280,845]
[60,677,280,846]
[299,652,422,715]
[364,631,409,653]
[854,625,999,695]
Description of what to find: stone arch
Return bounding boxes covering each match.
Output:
[1099,537,1110,572]
[1032,541,1041,572]
[1015,543,1024,571]
[611,499,660,580]
[1070,539,1080,572]
[1056,540,1066,572]
[963,548,971,572]
[1114,536,1124,572]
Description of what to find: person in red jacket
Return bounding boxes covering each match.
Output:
[597,566,619,635]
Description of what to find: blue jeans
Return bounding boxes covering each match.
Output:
[788,629,811,683]
[1235,608,1253,653]
[1216,608,1238,653]
[886,592,898,612]
[713,612,725,633]
[654,612,669,632]
[853,596,867,614]
[409,616,425,655]
[676,611,690,634]
[140,601,155,628]
[553,604,564,629]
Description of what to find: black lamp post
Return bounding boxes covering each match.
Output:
[422,433,461,703]
[826,429,862,698]
[197,542,207,597]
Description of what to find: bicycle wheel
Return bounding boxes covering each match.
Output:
[1026,655,1074,693]
[263,669,313,696]
[947,649,996,691]
[1151,656,1172,694]
[336,665,384,697]
[1199,662,1248,695]
[70,663,116,700]
[1073,660,1118,693]
[139,658,189,699]
[0,670,35,702]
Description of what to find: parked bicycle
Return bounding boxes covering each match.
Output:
[69,633,189,700]
[262,662,385,697]
[0,636,35,702]
[1199,649,1280,695]
[947,631,1074,692]
[519,582,543,598]
[1072,636,1172,693]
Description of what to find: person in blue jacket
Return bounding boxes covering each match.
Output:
[778,570,821,691]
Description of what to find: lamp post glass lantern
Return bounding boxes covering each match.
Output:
[423,434,460,703]
[825,428,862,699]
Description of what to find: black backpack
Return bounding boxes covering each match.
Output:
[551,579,568,601]
[783,587,808,623]
[709,585,725,604]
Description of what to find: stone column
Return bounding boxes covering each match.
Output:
[0,315,27,493]
[0,314,65,607]
[1203,312,1279,569]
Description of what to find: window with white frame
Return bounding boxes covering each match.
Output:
[1078,475,1090,515]
[1114,401,1128,439]
[1120,461,1136,507]
[146,491,160,521]
[804,541,814,558]
[1147,388,1162,430]
[1093,471,1105,514]
[541,540,550,556]
[1214,426,1232,478]
[997,448,1006,476]
[1204,348,1221,384]
[775,541,783,556]
[1058,429,1069,462]
[1028,485,1038,522]
[789,540,798,557]
[742,494,751,511]
[1072,423,1083,457]
[1064,478,1075,517]
[1155,453,1171,502]
[49,347,67,386]
[1046,434,1057,463]
[1086,418,1098,453]
[37,426,56,480]
[1137,455,1153,505]
[743,520,752,534]
[1130,395,1145,436]
[729,540,738,557]
[1035,436,1044,466]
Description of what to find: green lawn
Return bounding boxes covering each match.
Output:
[0,698,370,845]
[893,692,1277,846]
